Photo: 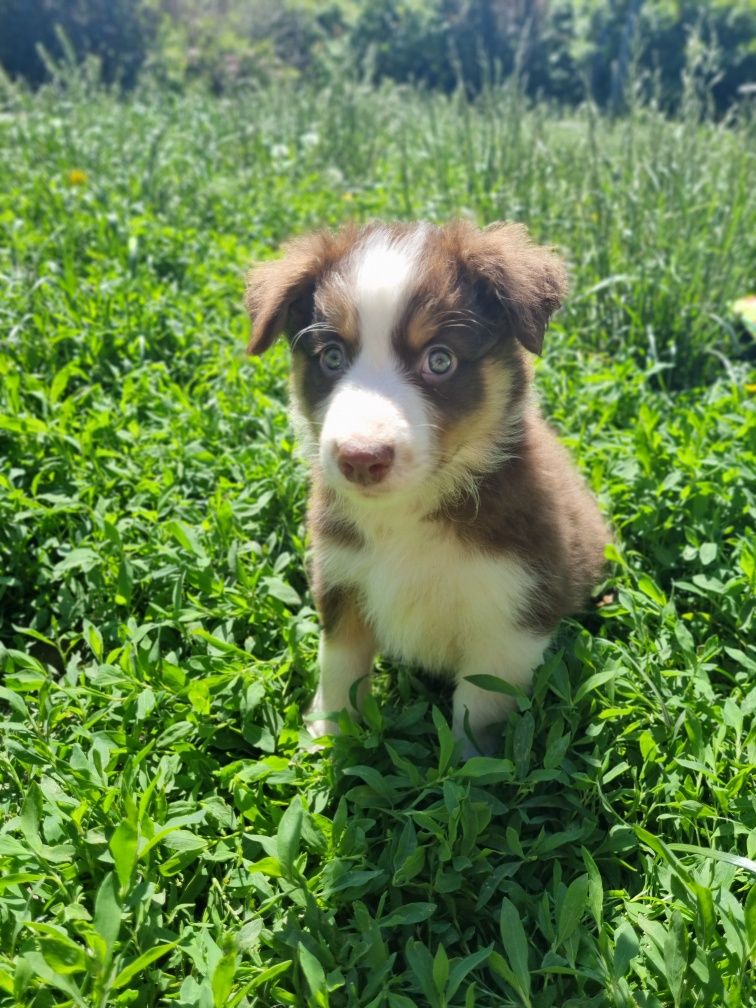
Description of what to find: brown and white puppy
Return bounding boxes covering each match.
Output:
[245,220,610,756]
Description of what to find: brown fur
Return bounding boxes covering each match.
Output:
[314,275,360,347]
[245,219,567,356]
[246,221,417,354]
[406,220,567,355]
[308,482,365,552]
[435,358,519,471]
[246,226,360,354]
[434,409,609,632]
[313,582,367,639]
[246,218,607,645]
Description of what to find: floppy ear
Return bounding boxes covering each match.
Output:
[462,222,568,355]
[244,233,331,355]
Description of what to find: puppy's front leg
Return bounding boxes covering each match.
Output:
[307,586,375,740]
[454,631,550,758]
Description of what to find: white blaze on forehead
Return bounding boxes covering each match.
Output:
[349,227,427,363]
[317,225,436,496]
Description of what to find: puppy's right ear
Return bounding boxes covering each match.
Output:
[244,234,327,355]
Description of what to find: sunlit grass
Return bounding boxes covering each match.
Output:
[0,72,754,1006]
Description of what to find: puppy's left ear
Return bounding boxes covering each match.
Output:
[465,222,568,356]
[245,232,331,355]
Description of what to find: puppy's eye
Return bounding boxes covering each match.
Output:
[320,343,345,374]
[421,346,457,381]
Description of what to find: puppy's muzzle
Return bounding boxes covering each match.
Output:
[336,443,395,486]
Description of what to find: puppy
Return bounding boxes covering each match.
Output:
[245,220,610,756]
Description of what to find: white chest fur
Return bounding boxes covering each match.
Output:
[319,506,543,679]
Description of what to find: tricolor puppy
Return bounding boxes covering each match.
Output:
[245,220,610,756]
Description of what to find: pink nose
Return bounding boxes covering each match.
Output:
[337,444,395,485]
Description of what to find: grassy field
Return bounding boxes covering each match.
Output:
[0,69,755,1007]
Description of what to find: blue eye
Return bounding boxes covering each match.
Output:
[421,346,456,380]
[320,343,345,374]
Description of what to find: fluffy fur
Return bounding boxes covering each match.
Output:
[245,220,610,756]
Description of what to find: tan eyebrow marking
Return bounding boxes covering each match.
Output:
[404,303,439,353]
[438,358,514,464]
[315,274,359,347]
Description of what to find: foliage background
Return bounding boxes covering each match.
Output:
[0,2,755,1007]
[1,0,756,112]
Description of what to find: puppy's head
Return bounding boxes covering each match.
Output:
[245,220,566,504]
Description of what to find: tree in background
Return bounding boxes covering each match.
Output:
[350,0,756,113]
[139,0,344,91]
[0,0,754,114]
[0,0,153,86]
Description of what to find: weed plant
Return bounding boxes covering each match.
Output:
[0,69,755,1007]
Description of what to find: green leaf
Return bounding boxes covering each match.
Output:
[574,669,615,704]
[137,812,206,860]
[22,951,87,1007]
[165,519,208,560]
[457,757,515,784]
[488,950,522,997]
[513,710,534,775]
[277,798,303,877]
[556,875,589,948]
[744,885,756,964]
[432,705,456,774]
[499,898,531,1003]
[116,557,133,605]
[392,847,426,886]
[110,820,139,892]
[0,836,31,857]
[19,782,43,848]
[93,872,121,960]
[581,848,603,928]
[664,911,688,1007]
[83,618,103,661]
[637,573,666,605]
[694,881,716,948]
[666,843,756,876]
[136,687,156,720]
[447,946,491,1000]
[388,996,418,1008]
[405,940,440,1008]
[52,548,101,577]
[0,872,45,893]
[112,943,178,989]
[380,903,437,928]
[25,923,87,976]
[0,686,29,718]
[612,921,640,979]
[634,827,696,888]
[245,960,292,992]
[263,576,301,608]
[247,856,283,877]
[463,674,527,701]
[432,943,449,993]
[212,946,237,1007]
[699,542,717,565]
[298,943,328,1006]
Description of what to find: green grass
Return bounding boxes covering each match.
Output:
[0,70,755,1007]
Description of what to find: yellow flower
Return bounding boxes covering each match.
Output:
[67,169,88,186]
[341,192,354,202]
